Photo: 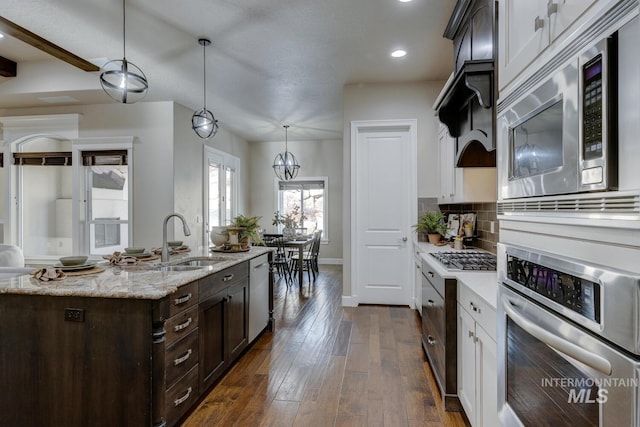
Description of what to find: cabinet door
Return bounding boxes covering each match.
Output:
[549,0,598,40]
[498,0,549,90]
[199,287,227,389]
[414,255,422,316]
[476,326,498,427]
[457,304,477,425]
[226,280,249,362]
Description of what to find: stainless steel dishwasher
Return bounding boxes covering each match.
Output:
[249,254,270,342]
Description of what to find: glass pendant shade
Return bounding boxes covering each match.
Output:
[99,0,148,104]
[192,108,219,139]
[192,38,218,139]
[273,125,300,180]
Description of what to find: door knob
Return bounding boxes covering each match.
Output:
[402,237,407,242]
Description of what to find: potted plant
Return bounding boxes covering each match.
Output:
[272,205,307,240]
[414,211,446,244]
[229,214,264,248]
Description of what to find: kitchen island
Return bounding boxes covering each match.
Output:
[0,246,274,427]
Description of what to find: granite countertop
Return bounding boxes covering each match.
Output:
[0,246,273,300]
[415,240,498,310]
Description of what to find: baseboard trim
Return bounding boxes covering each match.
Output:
[341,295,358,307]
[319,258,342,265]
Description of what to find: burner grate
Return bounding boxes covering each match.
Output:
[430,251,497,271]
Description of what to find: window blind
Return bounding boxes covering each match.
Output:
[278,180,324,190]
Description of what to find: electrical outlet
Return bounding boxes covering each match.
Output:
[64,308,85,322]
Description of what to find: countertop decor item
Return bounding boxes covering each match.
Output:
[272,125,300,181]
[230,214,264,247]
[413,211,446,244]
[124,247,145,254]
[167,241,182,247]
[191,38,219,139]
[99,0,148,104]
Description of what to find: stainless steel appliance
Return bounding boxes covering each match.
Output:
[430,251,497,271]
[421,250,497,411]
[497,243,640,427]
[498,16,638,200]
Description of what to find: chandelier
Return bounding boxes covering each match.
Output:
[192,38,219,139]
[99,0,148,104]
[273,125,300,180]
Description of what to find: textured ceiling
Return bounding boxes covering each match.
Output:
[0,0,455,142]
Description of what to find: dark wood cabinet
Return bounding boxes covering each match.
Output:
[0,256,262,427]
[198,262,249,390]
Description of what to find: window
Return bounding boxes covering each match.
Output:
[83,151,130,254]
[204,146,239,245]
[276,178,328,240]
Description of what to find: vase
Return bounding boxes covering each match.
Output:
[210,226,228,247]
[427,233,441,244]
[240,236,250,249]
[283,227,296,240]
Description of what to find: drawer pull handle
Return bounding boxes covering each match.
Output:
[173,349,192,366]
[470,302,481,314]
[174,317,192,332]
[253,262,267,270]
[427,335,436,345]
[223,274,234,282]
[173,293,192,306]
[174,387,192,407]
[427,299,435,307]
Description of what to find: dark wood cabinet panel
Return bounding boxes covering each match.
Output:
[0,295,152,427]
[226,280,249,362]
[199,286,227,389]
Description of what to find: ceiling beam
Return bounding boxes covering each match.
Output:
[0,16,99,72]
[0,55,17,77]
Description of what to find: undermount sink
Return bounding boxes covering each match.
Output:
[153,265,204,272]
[175,256,229,267]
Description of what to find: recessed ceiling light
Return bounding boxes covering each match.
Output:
[398,0,413,2]
[391,49,407,58]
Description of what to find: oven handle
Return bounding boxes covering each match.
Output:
[501,295,612,375]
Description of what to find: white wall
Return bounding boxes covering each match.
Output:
[248,138,343,261]
[342,81,446,296]
[172,103,251,249]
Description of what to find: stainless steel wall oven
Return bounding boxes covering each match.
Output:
[497,243,640,426]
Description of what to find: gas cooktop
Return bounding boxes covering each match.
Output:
[430,251,497,271]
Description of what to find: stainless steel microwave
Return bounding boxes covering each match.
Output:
[498,32,623,200]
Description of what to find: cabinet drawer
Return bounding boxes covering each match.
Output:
[165,364,199,427]
[199,262,248,301]
[168,281,198,317]
[458,284,496,341]
[165,329,199,389]
[165,305,199,345]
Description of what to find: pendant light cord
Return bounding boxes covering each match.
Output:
[202,42,207,109]
[284,125,289,151]
[122,0,126,59]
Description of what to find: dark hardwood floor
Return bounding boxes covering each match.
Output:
[182,265,469,427]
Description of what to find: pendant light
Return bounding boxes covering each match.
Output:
[273,125,300,180]
[99,0,148,104]
[192,38,219,139]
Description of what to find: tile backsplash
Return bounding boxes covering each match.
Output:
[417,198,499,253]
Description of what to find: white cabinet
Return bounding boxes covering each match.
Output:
[457,283,498,427]
[438,125,497,204]
[498,0,599,91]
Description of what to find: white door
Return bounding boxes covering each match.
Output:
[352,120,416,305]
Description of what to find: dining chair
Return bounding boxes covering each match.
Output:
[266,236,292,285]
[291,230,322,283]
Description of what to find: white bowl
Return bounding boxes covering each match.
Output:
[210,226,228,247]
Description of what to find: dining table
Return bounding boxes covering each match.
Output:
[283,236,315,288]
[263,234,314,288]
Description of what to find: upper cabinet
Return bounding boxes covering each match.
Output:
[498,0,601,91]
[435,0,497,168]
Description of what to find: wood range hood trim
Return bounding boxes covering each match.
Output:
[434,59,495,168]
